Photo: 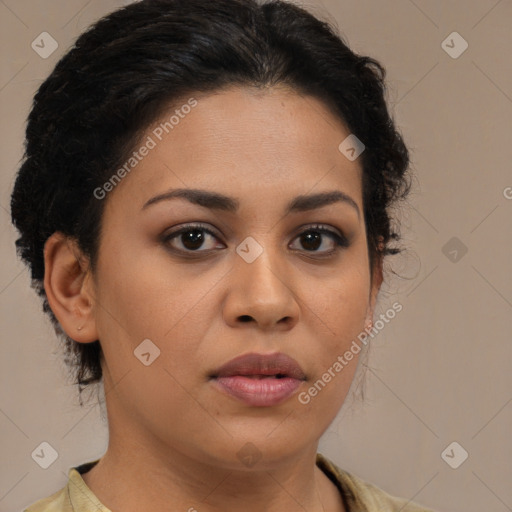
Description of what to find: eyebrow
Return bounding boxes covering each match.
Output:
[142,188,360,219]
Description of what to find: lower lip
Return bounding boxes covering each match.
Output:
[212,376,303,407]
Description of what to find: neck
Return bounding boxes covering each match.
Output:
[81,430,344,512]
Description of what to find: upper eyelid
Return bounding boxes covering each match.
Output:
[165,223,220,239]
[291,222,345,238]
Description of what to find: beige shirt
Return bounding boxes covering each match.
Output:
[24,453,435,512]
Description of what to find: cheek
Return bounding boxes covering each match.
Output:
[94,244,172,335]
[298,289,366,420]
[313,265,371,336]
[92,247,220,375]
[303,263,370,393]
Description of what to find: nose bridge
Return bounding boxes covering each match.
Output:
[226,234,299,329]
[236,235,287,297]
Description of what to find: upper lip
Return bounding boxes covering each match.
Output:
[211,352,306,380]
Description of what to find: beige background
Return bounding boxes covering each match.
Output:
[1,1,511,511]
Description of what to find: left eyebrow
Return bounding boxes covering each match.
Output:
[142,188,360,220]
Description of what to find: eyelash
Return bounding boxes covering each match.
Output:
[162,222,349,258]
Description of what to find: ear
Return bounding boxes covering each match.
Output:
[364,246,384,329]
[43,232,99,343]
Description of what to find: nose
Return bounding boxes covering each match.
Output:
[222,244,300,332]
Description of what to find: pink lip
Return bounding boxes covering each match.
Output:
[210,352,306,407]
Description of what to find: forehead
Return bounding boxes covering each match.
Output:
[103,86,363,213]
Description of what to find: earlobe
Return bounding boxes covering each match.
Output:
[43,232,98,343]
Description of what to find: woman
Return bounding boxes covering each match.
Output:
[11,0,436,510]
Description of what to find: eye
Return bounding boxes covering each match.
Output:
[162,223,224,254]
[289,224,349,257]
[162,222,349,257]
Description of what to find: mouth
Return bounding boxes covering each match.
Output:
[209,352,306,407]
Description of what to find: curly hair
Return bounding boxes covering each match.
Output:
[10,0,411,402]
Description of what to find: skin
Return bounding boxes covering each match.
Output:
[44,85,383,512]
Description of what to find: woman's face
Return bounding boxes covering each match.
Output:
[85,86,381,469]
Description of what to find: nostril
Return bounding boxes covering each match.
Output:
[239,315,252,323]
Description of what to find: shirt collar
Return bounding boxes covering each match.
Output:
[67,454,365,512]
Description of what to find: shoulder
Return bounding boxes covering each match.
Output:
[339,469,436,512]
[316,453,437,512]
[23,485,71,512]
[23,460,105,512]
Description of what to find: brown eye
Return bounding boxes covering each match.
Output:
[289,225,349,256]
[162,224,223,253]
